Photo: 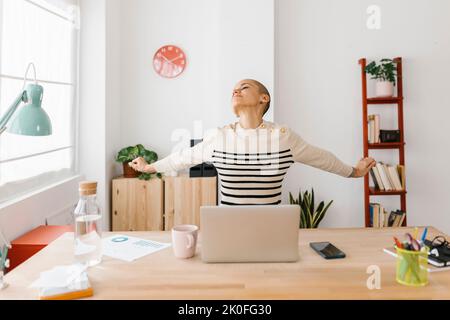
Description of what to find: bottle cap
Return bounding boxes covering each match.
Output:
[79,181,97,196]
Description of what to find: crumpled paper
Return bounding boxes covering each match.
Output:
[30,263,88,288]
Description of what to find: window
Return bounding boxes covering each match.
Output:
[0,0,79,203]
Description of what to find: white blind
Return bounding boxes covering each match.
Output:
[0,0,79,202]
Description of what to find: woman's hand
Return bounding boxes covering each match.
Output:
[351,157,376,178]
[129,157,156,174]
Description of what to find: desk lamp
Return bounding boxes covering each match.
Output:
[0,63,52,136]
[0,63,52,289]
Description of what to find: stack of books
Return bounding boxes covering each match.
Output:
[368,114,380,143]
[369,204,406,228]
[370,162,405,191]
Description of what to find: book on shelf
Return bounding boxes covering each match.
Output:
[370,166,384,190]
[375,162,392,191]
[374,114,380,143]
[382,163,395,190]
[388,165,403,190]
[370,162,405,192]
[367,114,380,143]
[369,167,381,190]
[369,204,406,228]
[397,165,406,189]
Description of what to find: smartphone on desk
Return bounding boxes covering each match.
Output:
[310,242,346,259]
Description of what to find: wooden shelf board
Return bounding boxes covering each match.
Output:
[369,187,407,196]
[367,97,403,104]
[368,142,405,149]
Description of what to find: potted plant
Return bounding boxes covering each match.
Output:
[115,144,162,180]
[289,188,333,229]
[365,58,397,97]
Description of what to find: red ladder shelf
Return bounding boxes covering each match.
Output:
[359,57,407,227]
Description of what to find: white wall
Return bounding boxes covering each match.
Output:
[105,0,122,230]
[78,0,123,231]
[78,0,111,230]
[276,0,450,233]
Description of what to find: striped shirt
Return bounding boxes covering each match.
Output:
[152,120,353,205]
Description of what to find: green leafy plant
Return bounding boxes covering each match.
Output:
[115,144,162,180]
[365,58,397,86]
[289,188,333,229]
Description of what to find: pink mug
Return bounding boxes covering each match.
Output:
[171,225,198,259]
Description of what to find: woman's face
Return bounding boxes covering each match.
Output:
[231,80,264,115]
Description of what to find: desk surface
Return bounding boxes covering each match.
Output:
[2,227,449,300]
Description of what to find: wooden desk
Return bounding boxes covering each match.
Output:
[1,227,449,300]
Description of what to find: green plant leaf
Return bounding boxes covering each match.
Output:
[303,192,314,228]
[300,208,306,228]
[312,201,325,227]
[365,59,397,84]
[290,187,334,229]
[314,200,334,227]
[143,150,158,163]
[289,192,294,204]
[130,146,139,157]
[116,144,159,165]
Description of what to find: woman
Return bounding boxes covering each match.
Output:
[130,79,376,205]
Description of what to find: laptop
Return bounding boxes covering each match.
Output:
[200,205,300,263]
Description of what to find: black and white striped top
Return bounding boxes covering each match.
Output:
[152,121,353,205]
[212,149,294,205]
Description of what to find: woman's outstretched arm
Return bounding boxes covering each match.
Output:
[288,127,375,178]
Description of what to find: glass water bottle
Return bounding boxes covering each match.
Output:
[73,181,102,266]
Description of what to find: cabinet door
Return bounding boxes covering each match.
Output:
[164,176,217,230]
[112,178,163,231]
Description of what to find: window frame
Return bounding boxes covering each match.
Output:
[0,0,80,202]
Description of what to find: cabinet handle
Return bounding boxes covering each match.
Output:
[114,211,118,216]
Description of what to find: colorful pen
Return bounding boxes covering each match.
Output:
[393,237,403,249]
[413,227,419,240]
[421,227,428,242]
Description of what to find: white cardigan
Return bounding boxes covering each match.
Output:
[152,120,353,205]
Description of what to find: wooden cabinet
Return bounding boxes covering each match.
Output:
[112,177,164,231]
[111,175,217,231]
[164,176,217,230]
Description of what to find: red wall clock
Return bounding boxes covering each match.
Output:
[153,45,187,78]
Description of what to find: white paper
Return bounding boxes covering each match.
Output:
[30,263,88,288]
[102,235,171,262]
[39,272,90,298]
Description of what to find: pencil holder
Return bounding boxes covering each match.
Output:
[395,246,429,287]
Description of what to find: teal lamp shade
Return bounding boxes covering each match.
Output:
[7,84,52,136]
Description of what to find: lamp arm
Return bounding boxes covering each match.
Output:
[0,228,11,274]
[0,91,27,135]
[0,223,10,248]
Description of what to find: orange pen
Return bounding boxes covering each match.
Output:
[393,237,403,249]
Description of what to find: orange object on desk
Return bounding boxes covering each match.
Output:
[7,225,73,273]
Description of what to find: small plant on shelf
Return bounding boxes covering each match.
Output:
[115,144,162,180]
[364,58,397,97]
[289,188,333,229]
